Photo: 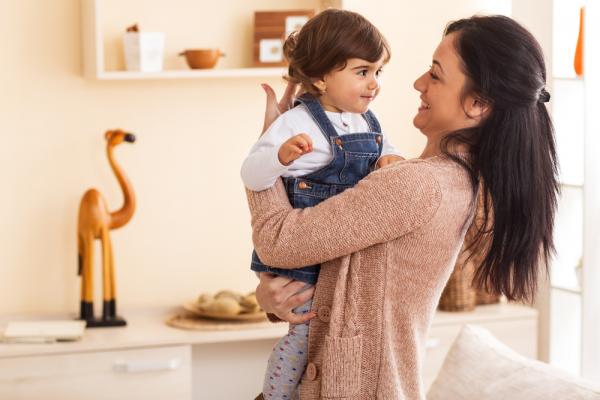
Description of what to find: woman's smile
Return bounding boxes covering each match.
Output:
[418,99,431,112]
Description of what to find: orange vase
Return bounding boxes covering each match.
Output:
[574,7,585,77]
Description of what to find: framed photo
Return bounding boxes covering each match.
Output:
[259,39,284,63]
[253,10,315,67]
[285,16,310,37]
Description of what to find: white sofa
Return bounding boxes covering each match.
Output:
[427,325,600,400]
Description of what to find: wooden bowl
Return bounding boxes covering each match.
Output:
[179,49,225,69]
[182,301,266,321]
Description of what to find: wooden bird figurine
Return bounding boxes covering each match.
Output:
[77,129,136,327]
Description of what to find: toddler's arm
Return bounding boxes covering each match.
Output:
[377,134,405,168]
[241,115,299,191]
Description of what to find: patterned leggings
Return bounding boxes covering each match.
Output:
[262,299,312,399]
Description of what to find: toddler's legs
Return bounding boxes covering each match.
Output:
[262,299,312,399]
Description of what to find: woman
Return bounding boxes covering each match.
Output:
[248,15,558,399]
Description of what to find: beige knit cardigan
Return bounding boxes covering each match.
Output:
[246,157,475,399]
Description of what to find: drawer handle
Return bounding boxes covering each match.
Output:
[113,357,182,373]
[426,338,441,349]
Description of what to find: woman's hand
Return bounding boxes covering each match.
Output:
[260,82,301,135]
[255,273,317,324]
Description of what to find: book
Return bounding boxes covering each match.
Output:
[2,320,86,343]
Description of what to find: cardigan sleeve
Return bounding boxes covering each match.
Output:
[246,160,442,268]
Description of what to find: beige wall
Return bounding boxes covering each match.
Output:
[2,0,511,315]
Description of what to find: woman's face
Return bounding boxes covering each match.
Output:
[413,32,481,137]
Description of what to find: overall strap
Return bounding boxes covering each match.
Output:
[294,93,340,141]
[362,109,382,133]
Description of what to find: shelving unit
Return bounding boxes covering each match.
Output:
[549,0,600,382]
[549,0,585,377]
[581,2,600,384]
[80,0,340,80]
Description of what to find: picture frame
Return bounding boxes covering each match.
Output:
[253,10,315,67]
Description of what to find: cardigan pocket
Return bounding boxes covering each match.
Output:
[321,334,363,398]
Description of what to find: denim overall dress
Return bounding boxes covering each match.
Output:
[250,93,383,285]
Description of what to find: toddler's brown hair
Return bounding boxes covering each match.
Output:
[283,9,391,96]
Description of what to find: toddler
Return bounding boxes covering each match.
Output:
[241,9,402,399]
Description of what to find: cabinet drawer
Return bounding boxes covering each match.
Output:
[0,345,191,400]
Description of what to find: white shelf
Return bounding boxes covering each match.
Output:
[96,67,287,80]
[433,302,537,326]
[553,76,584,82]
[560,182,584,189]
[81,0,338,80]
[551,283,582,295]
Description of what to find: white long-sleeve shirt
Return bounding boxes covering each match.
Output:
[241,105,402,191]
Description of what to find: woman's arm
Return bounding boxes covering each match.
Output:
[247,160,442,268]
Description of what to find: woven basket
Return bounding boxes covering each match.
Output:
[438,256,476,312]
[475,288,501,305]
[439,187,497,312]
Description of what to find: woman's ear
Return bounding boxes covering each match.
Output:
[466,97,491,121]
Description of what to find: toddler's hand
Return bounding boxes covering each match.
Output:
[278,133,313,166]
[376,154,404,169]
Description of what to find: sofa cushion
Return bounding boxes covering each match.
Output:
[427,324,600,400]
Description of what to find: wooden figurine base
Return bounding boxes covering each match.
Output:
[84,317,127,328]
[79,300,127,328]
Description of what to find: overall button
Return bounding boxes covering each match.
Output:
[317,306,331,323]
[306,362,318,381]
[335,138,343,149]
[298,181,311,190]
[376,135,382,144]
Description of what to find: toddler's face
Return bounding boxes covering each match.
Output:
[317,56,386,114]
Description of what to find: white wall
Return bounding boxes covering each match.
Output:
[2,0,512,316]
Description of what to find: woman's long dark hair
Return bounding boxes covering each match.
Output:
[443,16,559,302]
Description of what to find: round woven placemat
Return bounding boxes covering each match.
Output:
[166,312,270,331]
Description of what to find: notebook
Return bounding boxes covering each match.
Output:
[2,320,86,343]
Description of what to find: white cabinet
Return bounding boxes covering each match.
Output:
[0,304,536,399]
[0,345,191,400]
[0,311,287,400]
